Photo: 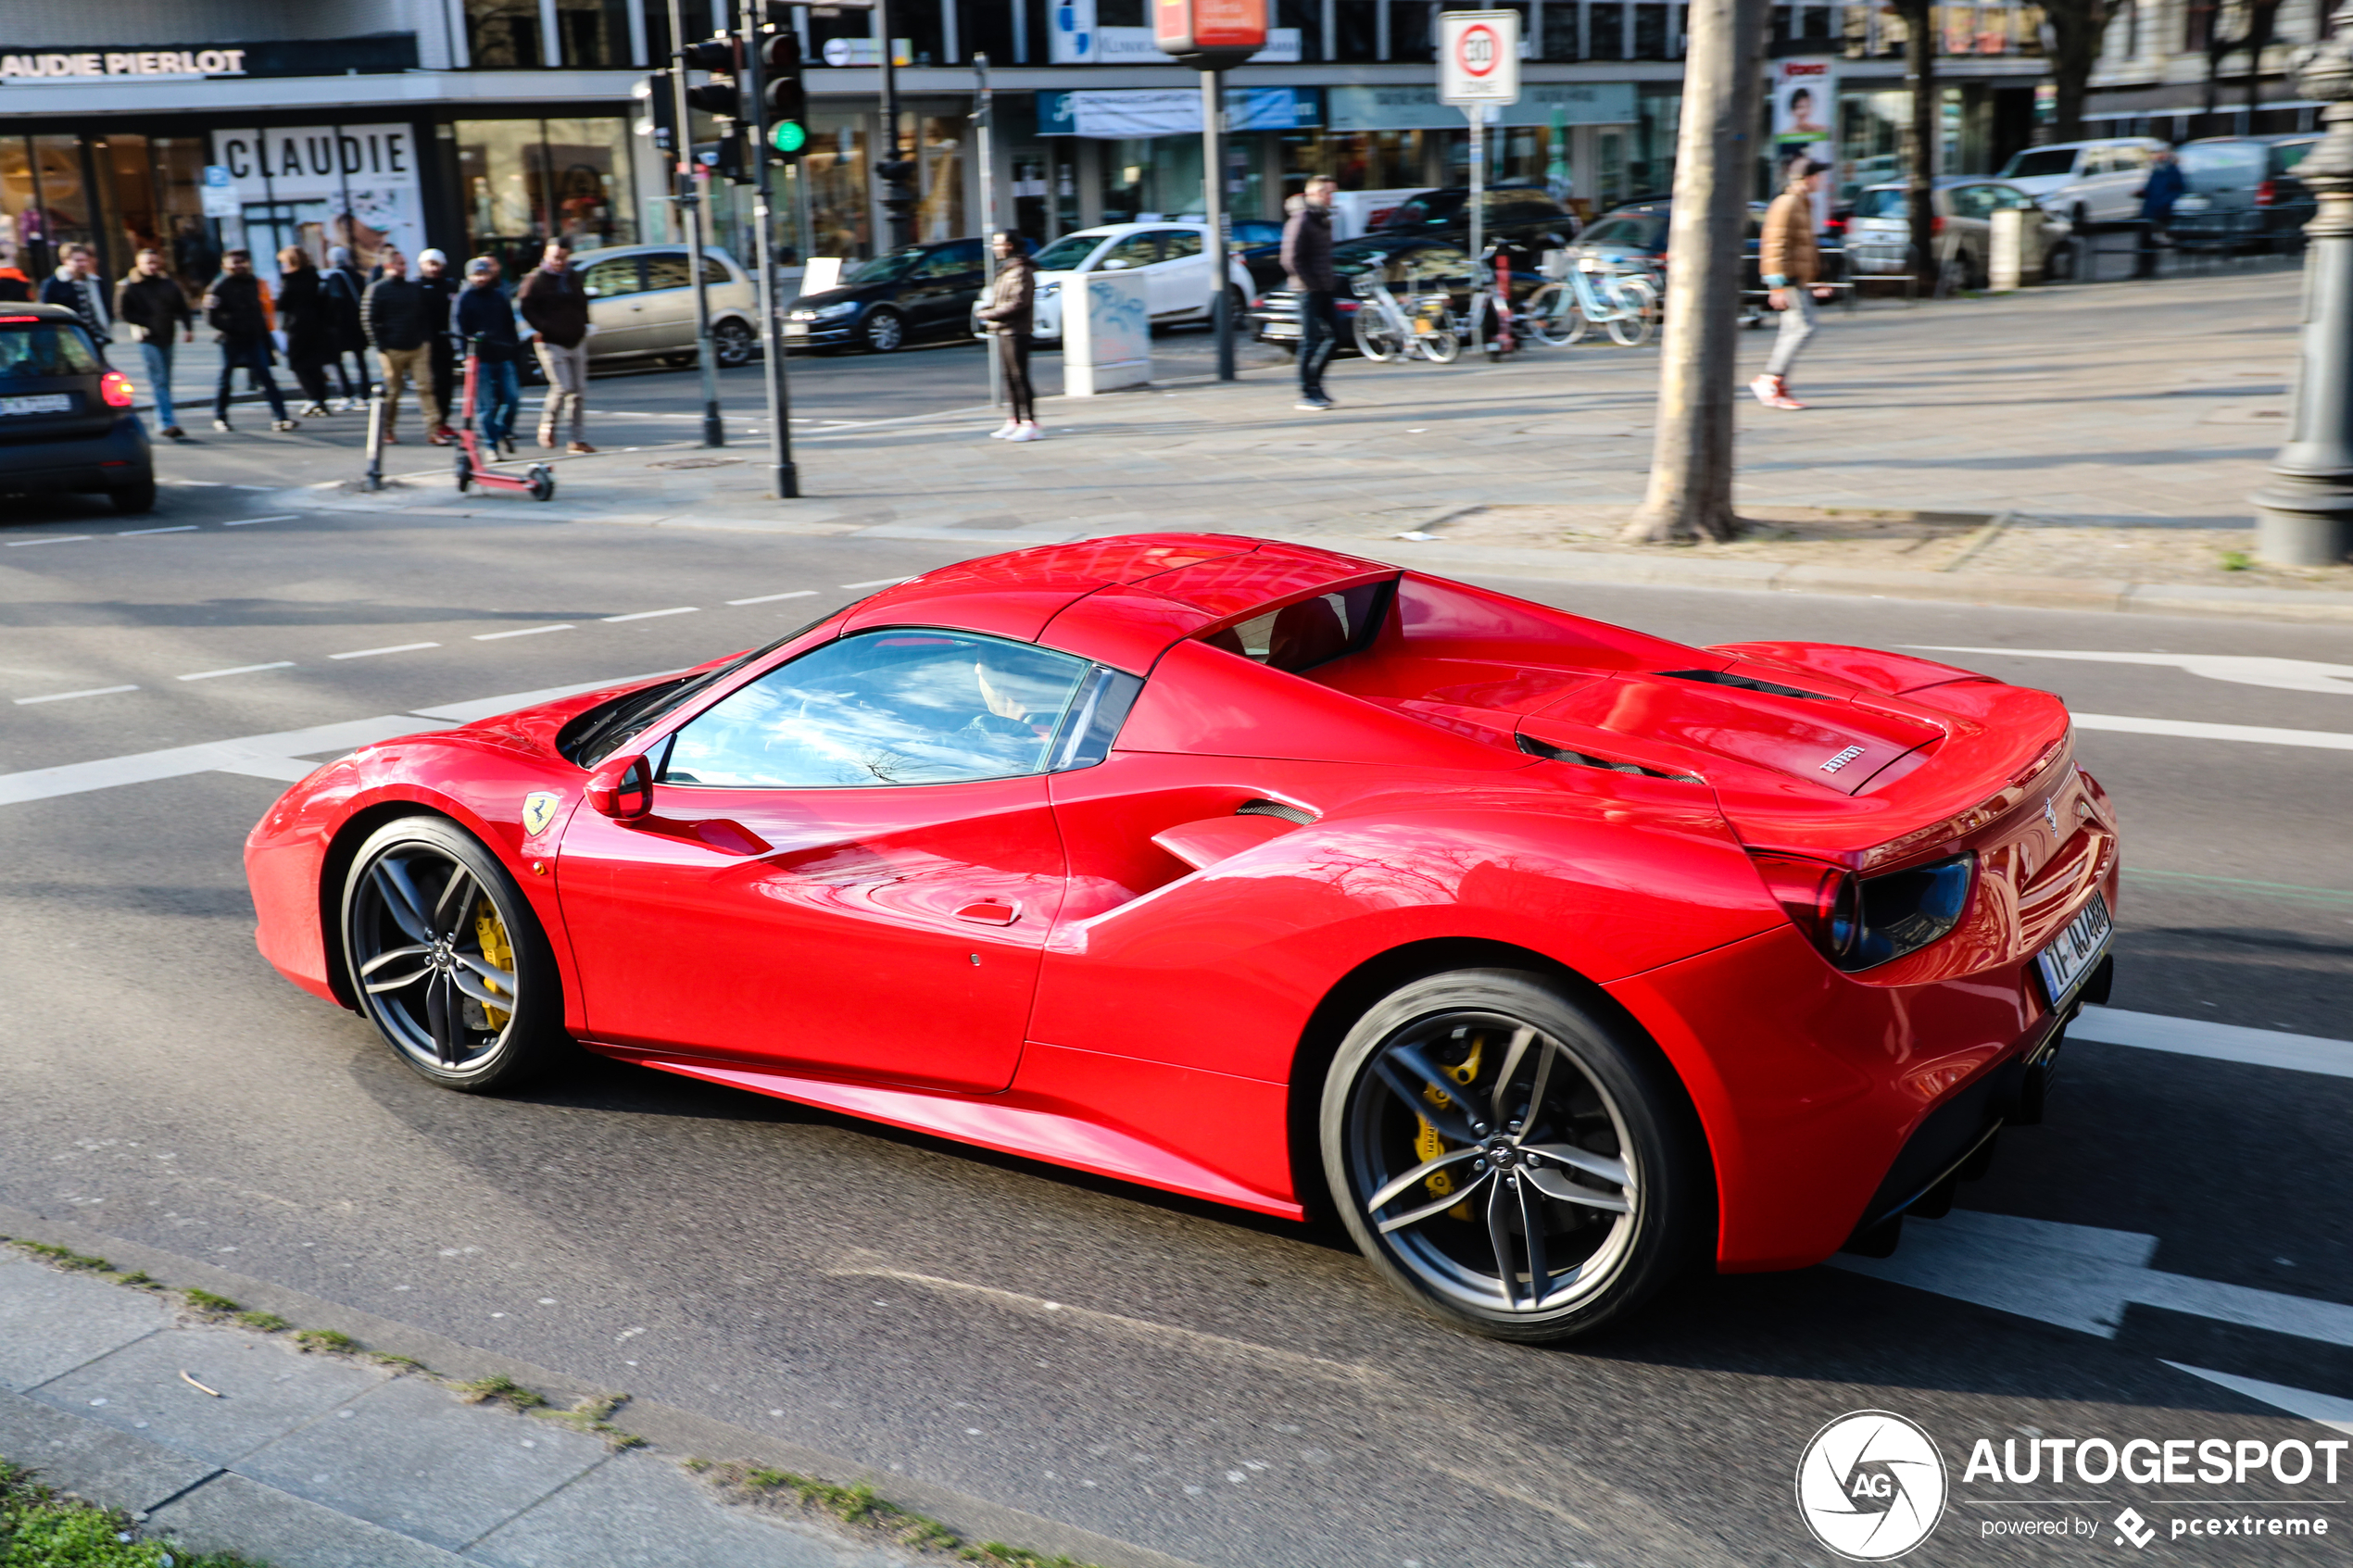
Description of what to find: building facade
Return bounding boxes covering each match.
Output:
[2080,0,2331,141]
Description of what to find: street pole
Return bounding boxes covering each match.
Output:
[740,0,798,497]
[2254,2,2353,566]
[975,52,1002,408]
[1467,102,1485,357]
[1202,68,1235,381]
[670,0,724,447]
[875,0,912,249]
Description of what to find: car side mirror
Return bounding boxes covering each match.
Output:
[585,754,653,820]
[1102,258,1130,270]
[584,285,601,297]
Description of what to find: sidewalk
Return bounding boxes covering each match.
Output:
[0,1236,1177,1568]
[264,264,2353,623]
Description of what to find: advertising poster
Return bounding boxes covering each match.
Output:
[1773,56,1836,228]
[208,124,425,285]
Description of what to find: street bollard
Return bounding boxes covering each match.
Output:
[363,385,385,491]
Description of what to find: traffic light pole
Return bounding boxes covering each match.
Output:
[875,0,912,248]
[669,0,724,448]
[738,0,798,497]
[974,53,1001,408]
[1201,68,1234,382]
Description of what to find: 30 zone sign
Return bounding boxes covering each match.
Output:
[1438,9,1521,104]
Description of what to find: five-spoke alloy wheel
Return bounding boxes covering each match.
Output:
[1322,970,1702,1341]
[341,817,565,1092]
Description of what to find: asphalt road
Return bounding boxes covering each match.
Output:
[4,378,2351,1567]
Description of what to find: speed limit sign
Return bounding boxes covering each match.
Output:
[1438,9,1520,105]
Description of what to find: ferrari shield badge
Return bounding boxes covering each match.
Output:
[522,791,561,837]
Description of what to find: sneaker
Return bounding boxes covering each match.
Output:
[538,435,559,451]
[300,402,329,419]
[988,420,1020,439]
[1295,396,1335,411]
[160,425,185,441]
[567,441,597,455]
[427,426,454,446]
[1749,374,1806,410]
[1005,421,1044,443]
[271,419,298,432]
[382,431,400,444]
[211,418,233,433]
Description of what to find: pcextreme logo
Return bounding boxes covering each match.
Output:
[1795,1410,1949,1561]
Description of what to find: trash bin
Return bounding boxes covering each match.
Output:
[1061,270,1150,396]
[1990,207,2026,292]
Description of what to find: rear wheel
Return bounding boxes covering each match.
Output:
[107,478,157,514]
[1604,282,1658,347]
[1525,282,1582,346]
[341,817,570,1092]
[1353,314,1403,362]
[1320,969,1704,1342]
[713,318,757,367]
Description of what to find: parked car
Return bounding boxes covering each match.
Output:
[1993,137,2169,229]
[1367,184,1580,275]
[785,236,1029,354]
[1843,178,2073,288]
[0,303,153,515]
[1024,223,1255,340]
[1229,218,1290,291]
[2168,134,2322,252]
[1248,232,1547,355]
[567,244,761,370]
[1572,199,1786,296]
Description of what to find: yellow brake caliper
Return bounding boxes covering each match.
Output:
[472,898,514,1030]
[1414,1035,1483,1220]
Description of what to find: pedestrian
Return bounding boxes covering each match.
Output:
[1282,174,1340,412]
[1752,157,1834,411]
[320,245,372,408]
[361,249,439,445]
[516,237,597,454]
[454,255,522,457]
[274,247,338,418]
[415,248,460,445]
[2134,147,2186,280]
[39,244,112,356]
[200,249,295,433]
[114,247,195,441]
[976,231,1040,442]
[0,261,30,303]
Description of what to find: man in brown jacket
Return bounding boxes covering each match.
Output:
[517,238,595,453]
[1753,158,1832,410]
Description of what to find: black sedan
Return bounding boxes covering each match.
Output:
[1369,184,1580,272]
[784,236,1030,354]
[0,303,153,514]
[1248,232,1549,356]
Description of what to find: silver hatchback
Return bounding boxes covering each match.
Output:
[567,245,761,369]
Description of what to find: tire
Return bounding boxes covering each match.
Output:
[454,447,472,493]
[713,319,757,368]
[528,465,556,503]
[1319,968,1705,1342]
[860,308,906,354]
[341,816,571,1093]
[1604,284,1657,347]
[1353,314,1402,362]
[1419,322,1462,363]
[107,478,157,514]
[1525,282,1579,347]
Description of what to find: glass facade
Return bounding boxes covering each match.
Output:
[457,117,638,273]
[0,133,219,294]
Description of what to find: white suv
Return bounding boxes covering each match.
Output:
[1994,138,2170,228]
[1020,223,1255,341]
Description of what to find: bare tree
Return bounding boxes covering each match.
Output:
[2044,0,2121,144]
[2201,0,2288,116]
[1891,0,1940,287]
[1619,0,1768,545]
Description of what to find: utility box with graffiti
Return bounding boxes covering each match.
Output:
[1061,270,1150,395]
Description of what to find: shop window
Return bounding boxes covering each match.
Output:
[1334,0,1379,60]
[963,0,1021,66]
[1277,0,1324,59]
[804,120,871,259]
[899,0,950,64]
[1390,1,1439,60]
[559,0,634,67]
[467,0,544,68]
[915,115,964,242]
[1634,3,1670,56]
[1541,2,1583,57]
[459,118,638,275]
[1590,2,1627,59]
[542,117,636,250]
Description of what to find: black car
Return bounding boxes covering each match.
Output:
[1368,184,1581,273]
[0,304,153,514]
[1249,232,1550,355]
[2169,134,2321,252]
[784,236,1031,354]
[1229,218,1290,291]
[1574,197,1849,313]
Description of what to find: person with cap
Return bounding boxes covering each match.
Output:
[516,236,596,454]
[453,255,522,456]
[1753,157,1834,411]
[320,244,371,408]
[975,231,1040,441]
[415,248,461,445]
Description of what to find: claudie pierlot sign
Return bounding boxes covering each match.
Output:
[0,36,419,83]
[0,47,251,79]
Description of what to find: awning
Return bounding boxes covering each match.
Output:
[1036,86,1323,138]
[1327,82,1636,131]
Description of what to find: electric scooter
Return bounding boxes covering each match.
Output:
[453,337,554,502]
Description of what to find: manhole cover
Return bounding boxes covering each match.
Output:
[647,457,742,470]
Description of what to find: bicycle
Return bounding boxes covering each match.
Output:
[1349,273,1462,364]
[1525,253,1660,348]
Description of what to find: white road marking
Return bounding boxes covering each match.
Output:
[1908,646,2353,697]
[1833,1209,2353,1347]
[600,607,698,622]
[725,590,818,605]
[224,515,296,527]
[178,662,296,682]
[2071,713,2353,751]
[841,577,916,589]
[2165,1363,2353,1436]
[2071,1006,2353,1077]
[473,624,575,640]
[329,642,441,659]
[114,525,197,536]
[3,535,89,547]
[13,685,139,706]
[232,484,275,491]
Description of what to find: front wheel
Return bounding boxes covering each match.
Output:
[713,319,757,367]
[1353,314,1403,362]
[454,446,472,492]
[1417,322,1462,364]
[1605,290,1657,348]
[528,465,556,503]
[1320,969,1705,1342]
[861,308,906,354]
[1524,282,1583,347]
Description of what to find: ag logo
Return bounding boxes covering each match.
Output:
[1795,1410,1947,1561]
[521,791,562,837]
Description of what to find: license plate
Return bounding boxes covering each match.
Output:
[0,394,71,416]
[784,322,809,339]
[2035,891,2112,1007]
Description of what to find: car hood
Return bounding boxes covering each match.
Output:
[786,286,866,310]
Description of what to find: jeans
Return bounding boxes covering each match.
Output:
[534,338,589,445]
[376,344,438,438]
[215,335,288,422]
[1764,286,1818,379]
[1299,290,1341,398]
[137,340,177,430]
[331,347,371,402]
[475,358,521,447]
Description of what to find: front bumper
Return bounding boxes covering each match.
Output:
[785,318,860,346]
[0,415,151,493]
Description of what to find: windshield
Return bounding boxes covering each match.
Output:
[1380,192,1466,229]
[2181,144,2267,183]
[1849,188,1910,218]
[844,247,927,285]
[0,321,100,377]
[2001,148,2079,180]
[1580,216,1660,245]
[1029,233,1106,271]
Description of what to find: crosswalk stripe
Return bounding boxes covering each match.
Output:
[2073,713,2353,751]
[2071,1006,2353,1078]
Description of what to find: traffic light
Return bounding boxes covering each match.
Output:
[679,35,742,119]
[761,31,807,164]
[635,69,677,156]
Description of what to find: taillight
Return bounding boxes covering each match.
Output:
[100,370,134,408]
[1750,850,1976,972]
[1750,853,1861,967]
[1251,295,1265,308]
[1930,215,1946,236]
[2257,179,2279,207]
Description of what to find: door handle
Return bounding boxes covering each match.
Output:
[954,900,1020,925]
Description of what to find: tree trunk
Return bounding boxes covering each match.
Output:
[2044,0,2112,145]
[1619,0,1768,545]
[1896,0,1938,290]
[2246,0,2280,112]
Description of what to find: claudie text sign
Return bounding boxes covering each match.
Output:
[1,48,250,81]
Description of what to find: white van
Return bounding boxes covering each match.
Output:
[1994,138,2170,227]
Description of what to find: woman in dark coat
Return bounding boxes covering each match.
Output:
[273,246,337,418]
[975,232,1039,441]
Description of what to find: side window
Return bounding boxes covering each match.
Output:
[1159,229,1203,260]
[1197,581,1392,675]
[913,245,970,279]
[581,257,641,298]
[702,256,731,286]
[659,630,1093,789]
[1948,185,1993,220]
[1096,233,1161,270]
[643,253,691,291]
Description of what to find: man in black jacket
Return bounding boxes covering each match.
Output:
[453,256,522,455]
[39,245,112,353]
[362,250,437,444]
[115,247,195,440]
[1281,175,1340,411]
[415,249,460,445]
[200,249,294,432]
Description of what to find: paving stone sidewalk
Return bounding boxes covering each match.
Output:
[278,262,2353,622]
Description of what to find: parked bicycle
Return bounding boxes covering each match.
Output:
[1350,272,1462,364]
[1525,253,1660,347]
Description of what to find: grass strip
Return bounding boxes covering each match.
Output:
[0,1458,268,1566]
[699,1461,1107,1566]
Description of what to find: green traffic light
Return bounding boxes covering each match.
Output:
[771,121,807,153]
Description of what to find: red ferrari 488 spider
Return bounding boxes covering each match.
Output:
[246,535,2118,1340]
